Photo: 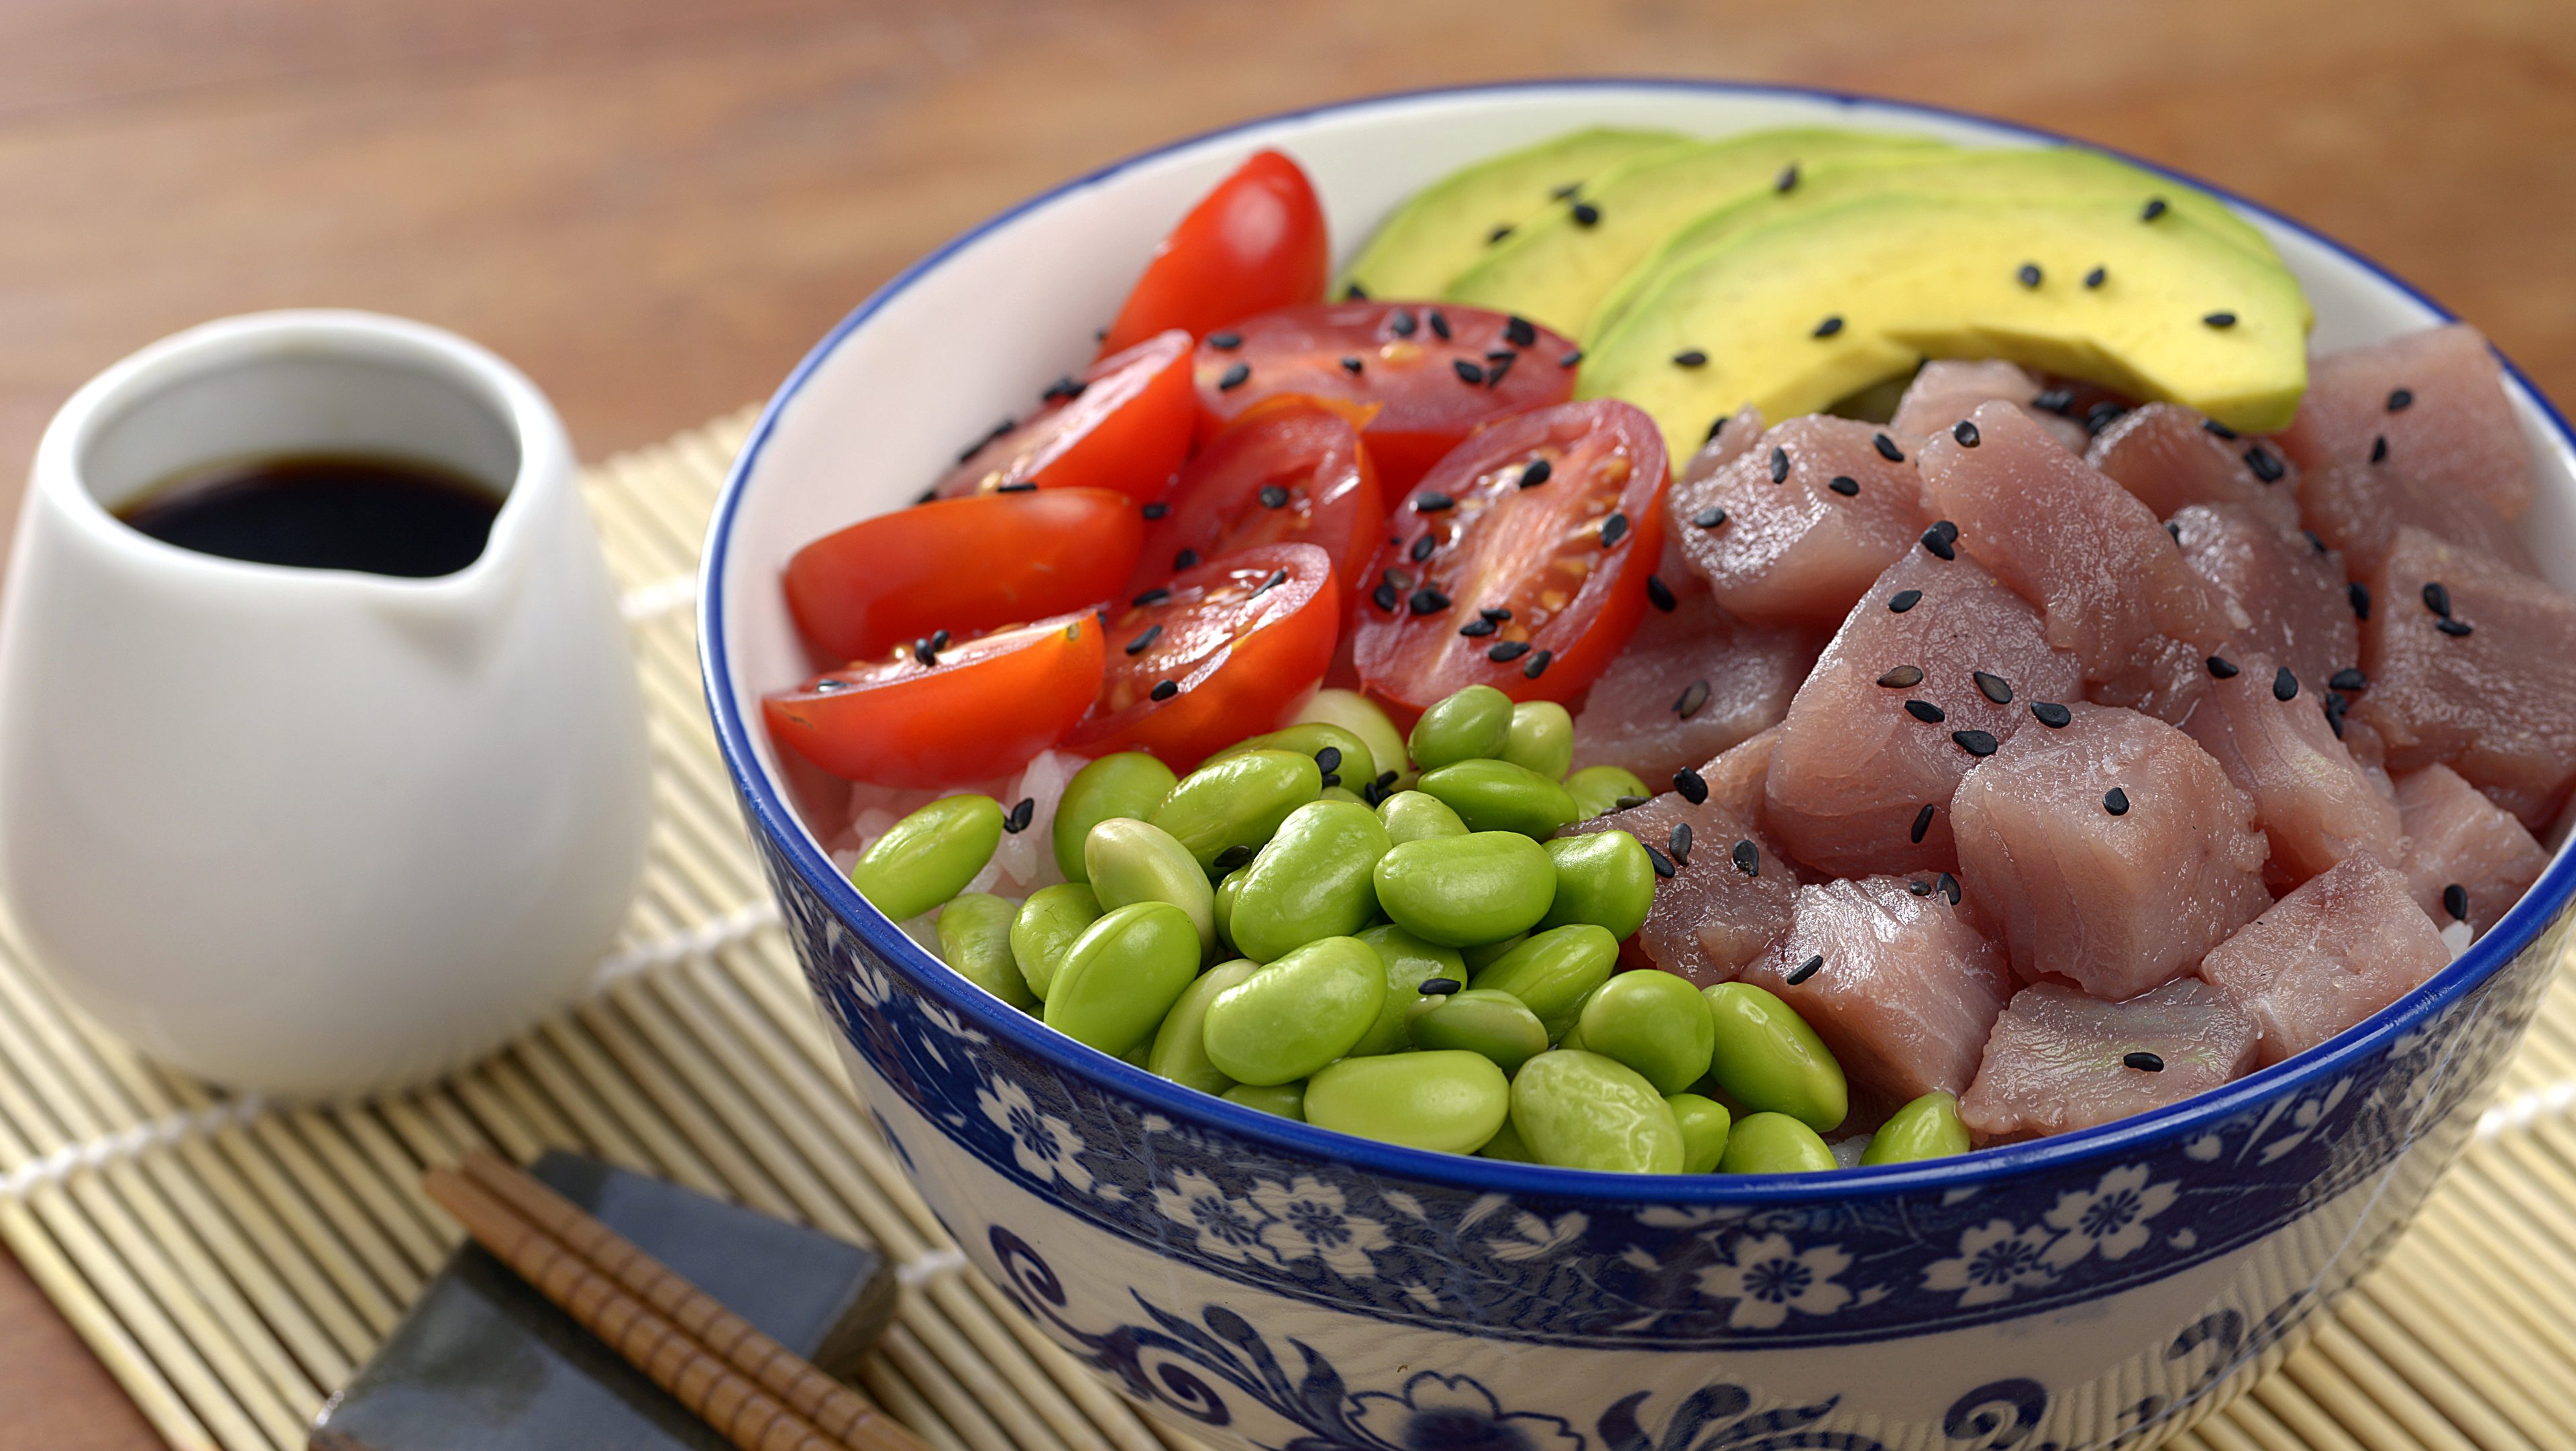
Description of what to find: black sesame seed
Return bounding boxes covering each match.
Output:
[2034,388,2076,415]
[1551,182,1581,201]
[1909,878,1935,896]
[1149,679,1179,701]
[1459,618,1497,637]
[1409,534,1437,563]
[1952,729,2000,757]
[2443,883,2469,922]
[1704,414,1727,442]
[1520,458,1553,488]
[1217,362,1251,391]
[2204,311,2238,329]
[2086,401,2127,434]
[2142,197,2169,221]
[1770,447,1790,483]
[1488,224,1514,244]
[1382,565,1412,590]
[1141,502,1170,521]
[1912,803,1937,844]
[1248,568,1289,599]
[2371,435,2389,464]
[1693,504,1729,529]
[1131,586,1171,606]
[1615,794,1650,810]
[2085,265,2108,289]
[2123,1051,2166,1073]
[1389,309,1417,337]
[2202,417,2239,441]
[2245,446,2284,483]
[995,480,1038,494]
[2422,581,2452,618]
[1259,484,1291,510]
[1953,420,1981,448]
[1415,491,1455,513]
[1874,432,1905,462]
[1481,606,1513,621]
[2166,521,2182,543]
[1974,670,2013,704]
[1452,358,1485,384]
[1828,474,1860,496]
[1006,796,1036,832]
[1372,582,1399,611]
[1344,283,1369,301]
[2206,655,2240,680]
[1775,164,1799,193]
[1733,839,1760,876]
[2330,667,2369,692]
[2323,700,2346,739]
[1921,526,1957,561]
[1904,700,1948,724]
[2350,582,2372,621]
[1523,649,1553,680]
[1646,844,1677,879]
[1377,770,1399,790]
[1668,822,1693,865]
[2104,787,2130,816]
[1485,354,1515,388]
[2306,529,2328,554]
[1888,588,1923,613]
[2387,387,2415,413]
[1340,355,1365,374]
[1124,624,1163,656]
[1175,547,1201,571]
[1409,588,1450,615]
[912,639,938,666]
[1786,955,1825,987]
[1674,678,1711,718]
[913,485,940,505]
[1561,349,1585,368]
[1313,746,1342,777]
[2032,701,2072,728]
[2436,618,2475,637]
[928,629,950,652]
[2017,262,2043,288]
[1601,513,1630,549]
[1504,315,1538,347]
[1647,574,1678,612]
[1674,767,1709,805]
[1042,374,1087,402]
[1938,872,1961,905]
[1878,665,1925,689]
[1487,640,1531,663]
[1570,201,1601,227]
[1206,331,1242,351]
[1674,349,1709,368]
[1419,976,1462,995]
[812,678,851,693]
[2273,667,2299,702]
[1814,315,1845,338]
[1212,843,1258,873]
[1428,310,1452,341]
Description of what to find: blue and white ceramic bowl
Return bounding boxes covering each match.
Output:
[702,82,2576,1451]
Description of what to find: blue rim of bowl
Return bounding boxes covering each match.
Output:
[701,76,2576,1203]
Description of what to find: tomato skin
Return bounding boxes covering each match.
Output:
[786,488,1144,662]
[1192,302,1578,492]
[1127,400,1382,602]
[1098,150,1328,357]
[1353,400,1669,712]
[1072,543,1340,768]
[765,612,1107,788]
[932,330,1194,503]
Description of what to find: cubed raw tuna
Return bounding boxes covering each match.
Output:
[2390,763,2548,937]
[1673,415,1931,629]
[1566,793,1795,986]
[2196,855,2453,1066]
[2086,632,2210,726]
[1741,875,2014,1103]
[2086,403,2302,530]
[1961,979,2260,1142]
[2277,323,2535,521]
[1671,407,1766,490]
[1764,549,2084,877]
[2352,526,2576,828]
[2182,655,2400,889]
[1890,360,2090,455]
[2170,502,2359,691]
[2294,458,2536,580]
[1699,723,1782,824]
[1569,579,1821,785]
[1951,703,2272,1000]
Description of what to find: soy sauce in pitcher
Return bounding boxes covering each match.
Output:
[117,453,502,578]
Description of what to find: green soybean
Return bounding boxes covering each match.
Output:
[1499,700,1574,781]
[1666,1093,1733,1173]
[1510,1051,1684,1173]
[1042,902,1202,1058]
[1406,988,1548,1073]
[935,893,1036,1010]
[1152,749,1323,872]
[1148,960,1257,1096]
[1305,1051,1509,1154]
[1576,969,1715,1094]
[1201,936,1387,1085]
[1378,790,1468,845]
[1477,1116,1537,1161]
[1348,924,1466,1057]
[1228,801,1391,963]
[1010,883,1102,1001]
[1468,925,1617,1039]
[1408,684,1513,771]
[1052,753,1177,881]
[1862,1091,1973,1166]
[1213,868,1246,953]
[1702,982,1849,1133]
[1719,1112,1837,1174]
[1566,764,1650,820]
[1085,816,1218,958]
[1293,690,1408,792]
[1460,933,1527,972]
[1417,758,1582,839]
[1320,785,1366,805]
[1224,1081,1306,1120]
[849,795,1004,920]
[1373,832,1556,947]
[1536,830,1656,940]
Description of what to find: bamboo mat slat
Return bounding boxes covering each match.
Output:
[0,408,2565,1451]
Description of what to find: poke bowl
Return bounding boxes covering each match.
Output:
[700,81,2576,1451]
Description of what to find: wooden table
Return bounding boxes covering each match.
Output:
[1,1,2569,1445]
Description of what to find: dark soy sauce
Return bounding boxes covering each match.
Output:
[117,453,502,578]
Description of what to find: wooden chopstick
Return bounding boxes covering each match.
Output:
[422,1165,845,1451]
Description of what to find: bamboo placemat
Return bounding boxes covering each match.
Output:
[0,410,2571,1451]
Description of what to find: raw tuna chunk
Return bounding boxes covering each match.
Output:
[2352,526,2576,828]
[1674,415,1930,629]
[2086,403,2302,530]
[2182,657,2400,889]
[1699,724,1782,824]
[1741,875,2013,1103]
[2390,763,2548,936]
[1961,979,2260,1142]
[1950,703,2271,1000]
[1671,407,1766,490]
[1566,794,1795,986]
[2294,458,2536,580]
[1890,360,2090,455]
[1570,580,1821,784]
[2277,323,2535,521]
[2197,855,2453,1066]
[2170,502,2359,690]
[2086,633,2210,726]
[1764,549,2084,877]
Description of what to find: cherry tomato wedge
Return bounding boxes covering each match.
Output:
[932,329,1193,503]
[1127,398,1381,602]
[788,488,1144,662]
[1098,150,1328,358]
[1072,543,1339,768]
[1193,302,1577,490]
[1353,400,1668,712]
[765,612,1106,788]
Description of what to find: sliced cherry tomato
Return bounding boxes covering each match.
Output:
[1193,302,1578,491]
[1127,399,1381,602]
[787,488,1144,662]
[765,612,1106,788]
[1353,400,1669,712]
[932,330,1193,503]
[1098,150,1328,358]
[1072,543,1338,767]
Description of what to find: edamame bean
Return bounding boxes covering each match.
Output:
[1477,1117,1536,1161]
[1085,817,1218,957]
[1509,1051,1683,1173]
[1536,830,1656,940]
[1293,690,1408,793]
[1407,684,1513,771]
[1228,801,1391,962]
[1009,883,1101,1000]
[1702,982,1849,1133]
[1052,753,1177,881]
[935,893,1036,1010]
[1348,924,1466,1057]
[1042,902,1202,1058]
[1148,960,1257,1096]
[1565,764,1650,820]
[1305,1051,1509,1154]
[849,795,1004,920]
[1718,1112,1837,1174]
[1406,988,1548,1073]
[1499,700,1574,781]
[1468,925,1617,1039]
[1152,749,1322,872]
[1378,790,1467,845]
[1373,832,1556,947]
[1576,969,1715,1094]
[1861,1091,1973,1166]
[1214,868,1246,953]
[1666,1093,1732,1174]
[1201,936,1387,1085]
[1224,1081,1305,1120]
[1460,933,1527,971]
[1417,758,1581,839]
[1251,722,1377,791]
[1320,785,1366,805]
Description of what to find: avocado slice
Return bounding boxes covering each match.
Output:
[1577,192,2310,452]
[1337,126,1691,301]
[1442,128,1953,338]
